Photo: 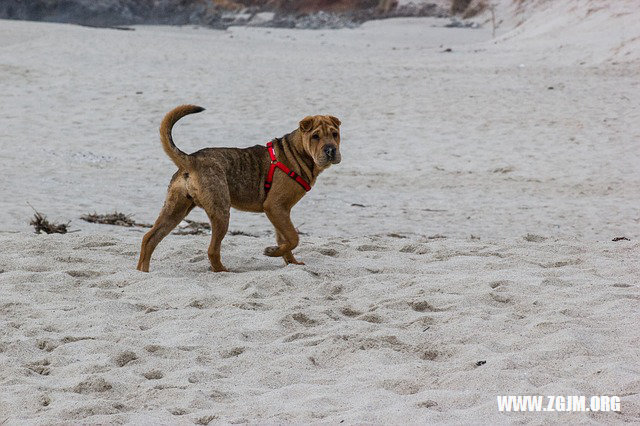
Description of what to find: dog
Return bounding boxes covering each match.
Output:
[136,105,341,272]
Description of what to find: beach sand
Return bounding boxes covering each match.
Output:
[1,1,639,423]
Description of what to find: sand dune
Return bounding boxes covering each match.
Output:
[1,1,639,423]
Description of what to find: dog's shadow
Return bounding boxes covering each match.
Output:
[219,263,284,274]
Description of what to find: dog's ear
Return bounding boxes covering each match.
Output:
[328,115,341,128]
[299,116,314,133]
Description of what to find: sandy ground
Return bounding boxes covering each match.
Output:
[1,1,639,423]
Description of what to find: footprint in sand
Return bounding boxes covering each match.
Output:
[232,301,270,311]
[220,347,245,359]
[416,400,439,409]
[317,247,338,257]
[72,376,112,394]
[523,233,547,242]
[357,244,388,252]
[210,389,235,401]
[26,359,51,376]
[195,415,218,425]
[283,332,316,343]
[541,277,573,287]
[329,284,343,295]
[340,307,362,317]
[489,280,510,289]
[143,370,164,380]
[489,292,512,304]
[60,336,95,344]
[189,254,207,263]
[487,280,513,303]
[24,264,52,272]
[144,345,182,359]
[37,339,58,352]
[55,256,89,264]
[405,316,435,330]
[112,351,138,367]
[559,308,584,318]
[420,349,441,361]
[66,270,105,278]
[357,335,408,352]
[188,299,217,309]
[359,313,383,323]
[189,299,207,309]
[539,259,583,268]
[74,241,117,249]
[409,300,444,312]
[379,379,422,395]
[0,302,24,315]
[135,304,159,314]
[40,395,51,407]
[290,312,320,327]
[399,244,430,254]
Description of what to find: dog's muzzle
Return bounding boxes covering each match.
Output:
[323,145,341,164]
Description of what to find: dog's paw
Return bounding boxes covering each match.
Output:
[210,265,229,272]
[264,246,280,257]
[286,259,305,266]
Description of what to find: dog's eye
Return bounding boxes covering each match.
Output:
[311,134,319,140]
[332,132,338,138]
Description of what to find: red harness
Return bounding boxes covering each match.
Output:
[265,141,311,193]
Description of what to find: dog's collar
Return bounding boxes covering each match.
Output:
[265,141,311,193]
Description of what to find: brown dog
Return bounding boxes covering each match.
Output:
[136,105,341,272]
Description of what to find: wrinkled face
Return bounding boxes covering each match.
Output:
[298,115,342,168]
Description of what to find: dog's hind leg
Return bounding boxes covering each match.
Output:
[198,175,231,272]
[205,211,230,272]
[137,186,194,272]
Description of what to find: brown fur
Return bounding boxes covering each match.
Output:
[137,105,342,272]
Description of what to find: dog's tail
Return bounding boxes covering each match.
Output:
[160,104,205,169]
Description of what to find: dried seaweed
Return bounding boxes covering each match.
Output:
[228,230,259,238]
[81,212,151,228]
[29,205,69,235]
[81,213,263,237]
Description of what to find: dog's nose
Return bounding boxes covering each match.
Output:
[324,145,337,158]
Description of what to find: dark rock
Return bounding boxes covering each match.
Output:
[0,0,452,30]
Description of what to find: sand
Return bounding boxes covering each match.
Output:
[1,1,639,423]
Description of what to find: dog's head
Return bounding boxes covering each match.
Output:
[298,115,342,168]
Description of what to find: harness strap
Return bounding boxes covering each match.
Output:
[265,141,311,193]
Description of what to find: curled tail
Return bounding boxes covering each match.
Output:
[160,104,205,169]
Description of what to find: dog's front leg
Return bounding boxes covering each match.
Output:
[276,229,305,265]
[263,205,303,265]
